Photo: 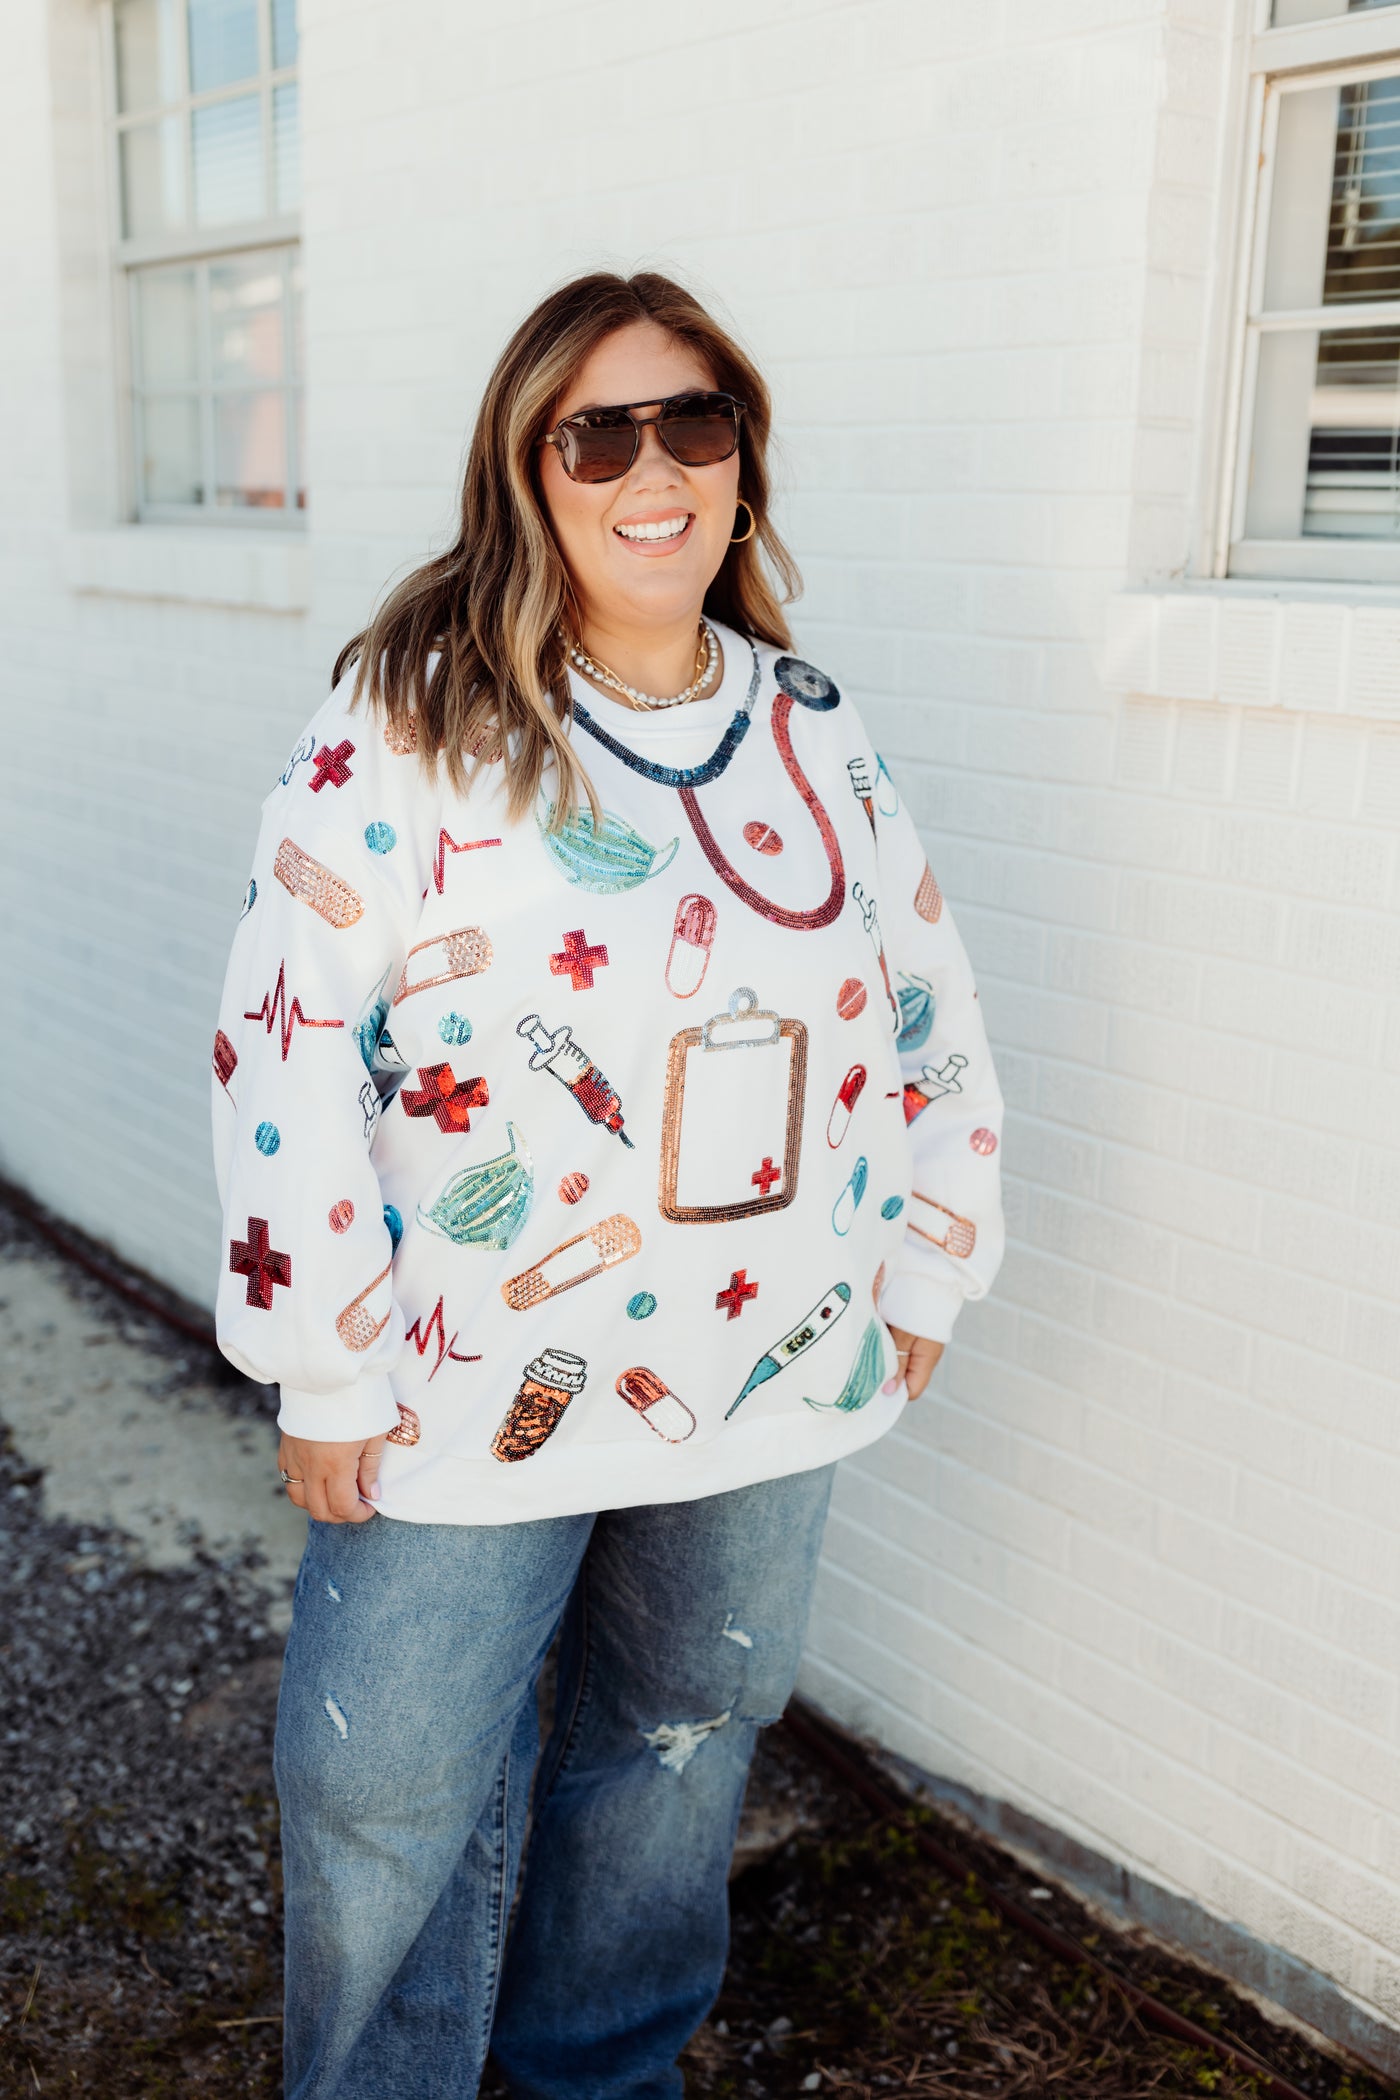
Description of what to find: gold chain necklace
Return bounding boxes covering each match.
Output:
[567,620,717,711]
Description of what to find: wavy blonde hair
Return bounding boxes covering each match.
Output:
[331,270,802,834]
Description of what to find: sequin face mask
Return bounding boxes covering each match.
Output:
[537,795,680,895]
[803,1317,888,1414]
[417,1121,535,1250]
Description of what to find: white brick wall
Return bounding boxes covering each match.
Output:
[3,0,1398,2062]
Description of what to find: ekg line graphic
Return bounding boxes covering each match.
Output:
[433,828,504,895]
[243,959,345,1062]
[404,1295,483,1380]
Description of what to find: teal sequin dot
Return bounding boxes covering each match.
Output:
[254,1121,281,1157]
[880,1195,904,1220]
[383,1204,404,1252]
[438,1011,473,1045]
[364,821,397,854]
[626,1291,657,1320]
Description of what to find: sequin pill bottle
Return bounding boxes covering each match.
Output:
[616,1366,697,1444]
[491,1348,588,1463]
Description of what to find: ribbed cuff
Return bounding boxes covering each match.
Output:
[876,1272,967,1346]
[277,1374,401,1442]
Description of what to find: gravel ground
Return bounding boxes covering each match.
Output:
[0,1189,1394,2099]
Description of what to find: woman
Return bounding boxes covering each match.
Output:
[210,269,1006,2100]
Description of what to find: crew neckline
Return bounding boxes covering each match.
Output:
[565,617,757,741]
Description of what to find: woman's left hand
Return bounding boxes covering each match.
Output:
[885,1325,944,1401]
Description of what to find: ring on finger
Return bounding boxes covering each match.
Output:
[279,1468,304,1486]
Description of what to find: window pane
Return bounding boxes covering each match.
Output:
[214,390,287,508]
[290,249,304,377]
[1272,0,1400,23]
[114,0,182,112]
[1259,71,1400,310]
[210,255,285,382]
[1325,77,1400,304]
[273,80,300,211]
[192,92,263,223]
[135,266,200,385]
[293,385,305,510]
[1305,328,1400,536]
[141,395,203,504]
[187,0,259,93]
[272,0,297,69]
[119,116,186,237]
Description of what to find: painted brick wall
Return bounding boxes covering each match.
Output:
[3,0,1397,2057]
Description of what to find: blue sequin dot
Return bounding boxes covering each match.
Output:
[254,1121,281,1157]
[438,1011,473,1045]
[880,1195,904,1220]
[364,821,397,854]
[383,1204,404,1252]
[626,1291,657,1320]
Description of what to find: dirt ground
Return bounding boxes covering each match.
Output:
[0,1191,1394,2100]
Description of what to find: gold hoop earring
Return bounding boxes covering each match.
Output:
[730,499,757,544]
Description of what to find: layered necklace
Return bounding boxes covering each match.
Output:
[567,618,718,711]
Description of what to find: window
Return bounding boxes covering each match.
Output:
[1224,0,1400,581]
[104,0,303,524]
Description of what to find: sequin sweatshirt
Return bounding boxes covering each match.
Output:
[209,620,1006,1525]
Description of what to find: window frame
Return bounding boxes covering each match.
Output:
[1217,0,1400,584]
[97,0,304,531]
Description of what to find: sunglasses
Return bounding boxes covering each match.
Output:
[540,390,747,484]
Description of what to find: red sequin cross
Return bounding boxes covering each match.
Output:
[309,740,356,792]
[401,1063,490,1134]
[751,1156,781,1196]
[549,928,610,990]
[229,1217,292,1310]
[715,1268,759,1319]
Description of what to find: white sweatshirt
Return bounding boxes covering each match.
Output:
[210,619,1006,1525]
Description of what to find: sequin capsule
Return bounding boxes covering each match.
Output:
[627,1291,657,1320]
[558,1172,590,1204]
[836,977,867,1019]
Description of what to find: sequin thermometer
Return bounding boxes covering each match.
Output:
[725,1282,851,1420]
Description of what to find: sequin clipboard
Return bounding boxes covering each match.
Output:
[658,986,808,1224]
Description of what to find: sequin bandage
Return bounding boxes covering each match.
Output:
[274,838,364,929]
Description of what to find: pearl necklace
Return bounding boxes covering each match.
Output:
[568,620,718,711]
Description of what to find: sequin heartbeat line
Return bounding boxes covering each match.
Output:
[431,828,504,895]
[243,960,345,1062]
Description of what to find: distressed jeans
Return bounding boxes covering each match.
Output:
[273,1461,837,2100]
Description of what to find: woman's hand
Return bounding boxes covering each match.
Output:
[884,1325,944,1401]
[278,1434,386,1524]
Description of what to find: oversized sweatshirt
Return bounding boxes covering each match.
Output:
[210,619,1006,1525]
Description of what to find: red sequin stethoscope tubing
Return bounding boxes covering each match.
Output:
[677,690,845,930]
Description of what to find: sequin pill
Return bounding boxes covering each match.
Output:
[627,1291,658,1320]
[836,977,867,1019]
[616,1366,696,1444]
[742,821,783,855]
[665,892,717,998]
[880,1195,905,1219]
[970,1128,998,1155]
[558,1172,590,1204]
[254,1121,280,1156]
[826,1064,867,1147]
[383,1204,404,1252]
[329,1199,355,1233]
[364,821,397,854]
[438,1012,474,1045]
[832,1155,869,1236]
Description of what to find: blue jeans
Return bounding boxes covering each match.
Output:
[274,1462,837,2099]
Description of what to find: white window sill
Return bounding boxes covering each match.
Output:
[1103,583,1400,722]
[63,526,309,613]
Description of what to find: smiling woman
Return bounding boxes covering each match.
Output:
[208,268,1006,2100]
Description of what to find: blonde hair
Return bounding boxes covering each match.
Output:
[331,270,802,833]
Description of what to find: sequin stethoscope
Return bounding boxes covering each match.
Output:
[569,642,846,932]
